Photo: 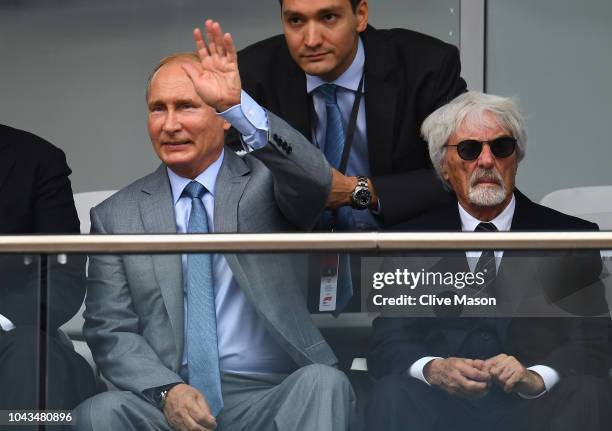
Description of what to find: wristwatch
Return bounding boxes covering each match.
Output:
[350,176,372,210]
[152,383,181,410]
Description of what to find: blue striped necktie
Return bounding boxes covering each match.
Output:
[182,181,223,416]
[319,83,345,168]
[318,84,353,312]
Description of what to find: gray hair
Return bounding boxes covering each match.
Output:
[422,91,527,182]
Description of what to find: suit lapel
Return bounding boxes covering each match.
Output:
[509,189,535,230]
[0,141,16,194]
[213,150,250,233]
[362,26,398,176]
[139,165,184,359]
[277,51,312,139]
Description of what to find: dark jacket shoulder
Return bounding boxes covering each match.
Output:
[1,123,68,163]
[390,189,599,232]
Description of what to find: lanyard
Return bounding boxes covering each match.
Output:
[310,73,365,175]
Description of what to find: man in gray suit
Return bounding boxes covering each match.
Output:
[74,21,353,431]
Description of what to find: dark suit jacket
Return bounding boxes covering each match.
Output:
[0,124,84,329]
[232,26,467,225]
[369,190,610,379]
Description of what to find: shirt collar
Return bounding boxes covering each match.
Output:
[167,149,224,205]
[306,37,365,94]
[459,193,516,232]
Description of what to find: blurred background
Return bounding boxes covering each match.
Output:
[1,0,611,202]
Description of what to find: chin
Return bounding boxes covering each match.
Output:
[468,185,507,207]
[300,62,333,78]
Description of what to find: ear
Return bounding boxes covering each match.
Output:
[441,157,450,182]
[355,1,369,33]
[223,121,231,131]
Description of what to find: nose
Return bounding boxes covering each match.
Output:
[162,110,181,134]
[304,23,322,48]
[477,143,495,168]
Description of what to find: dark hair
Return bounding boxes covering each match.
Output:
[278,0,361,12]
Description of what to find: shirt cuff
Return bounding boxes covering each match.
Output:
[0,314,15,332]
[218,90,269,150]
[518,365,560,399]
[409,356,442,386]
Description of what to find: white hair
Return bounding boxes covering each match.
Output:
[421,91,527,183]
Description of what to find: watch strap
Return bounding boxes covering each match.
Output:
[150,382,182,410]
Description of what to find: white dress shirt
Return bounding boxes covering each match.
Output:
[168,150,296,377]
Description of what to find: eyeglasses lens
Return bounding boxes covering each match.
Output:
[456,137,516,160]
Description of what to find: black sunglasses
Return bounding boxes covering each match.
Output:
[446,136,517,161]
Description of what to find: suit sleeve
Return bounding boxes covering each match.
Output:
[35,142,84,328]
[372,44,466,226]
[83,206,183,394]
[532,251,611,377]
[368,316,434,379]
[248,111,332,231]
[32,144,80,234]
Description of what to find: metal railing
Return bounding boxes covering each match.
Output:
[1,231,612,253]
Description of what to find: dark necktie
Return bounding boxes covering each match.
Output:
[182,181,223,415]
[475,222,498,297]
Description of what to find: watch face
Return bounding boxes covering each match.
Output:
[354,188,371,209]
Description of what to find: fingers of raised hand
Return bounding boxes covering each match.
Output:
[193,28,209,59]
[223,33,237,63]
[212,22,227,57]
[204,20,219,56]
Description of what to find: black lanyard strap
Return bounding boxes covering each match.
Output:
[338,73,365,174]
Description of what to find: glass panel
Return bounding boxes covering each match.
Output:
[0,254,41,412]
[44,247,612,427]
[46,252,91,418]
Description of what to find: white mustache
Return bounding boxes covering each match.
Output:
[470,168,503,187]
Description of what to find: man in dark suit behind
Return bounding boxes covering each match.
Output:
[233,0,467,314]
[366,92,611,430]
[232,0,466,227]
[0,125,96,412]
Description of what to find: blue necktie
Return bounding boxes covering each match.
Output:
[183,181,223,416]
[319,84,345,168]
[318,84,353,312]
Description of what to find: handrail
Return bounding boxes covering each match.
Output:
[1,232,612,253]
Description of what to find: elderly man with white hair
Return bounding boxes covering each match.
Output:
[365,91,611,431]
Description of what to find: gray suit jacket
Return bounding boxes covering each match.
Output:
[84,113,337,396]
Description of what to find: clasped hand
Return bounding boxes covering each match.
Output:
[424,354,545,399]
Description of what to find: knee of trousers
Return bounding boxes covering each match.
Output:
[561,375,612,404]
[369,374,432,410]
[72,391,158,431]
[0,326,38,358]
[296,364,353,397]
